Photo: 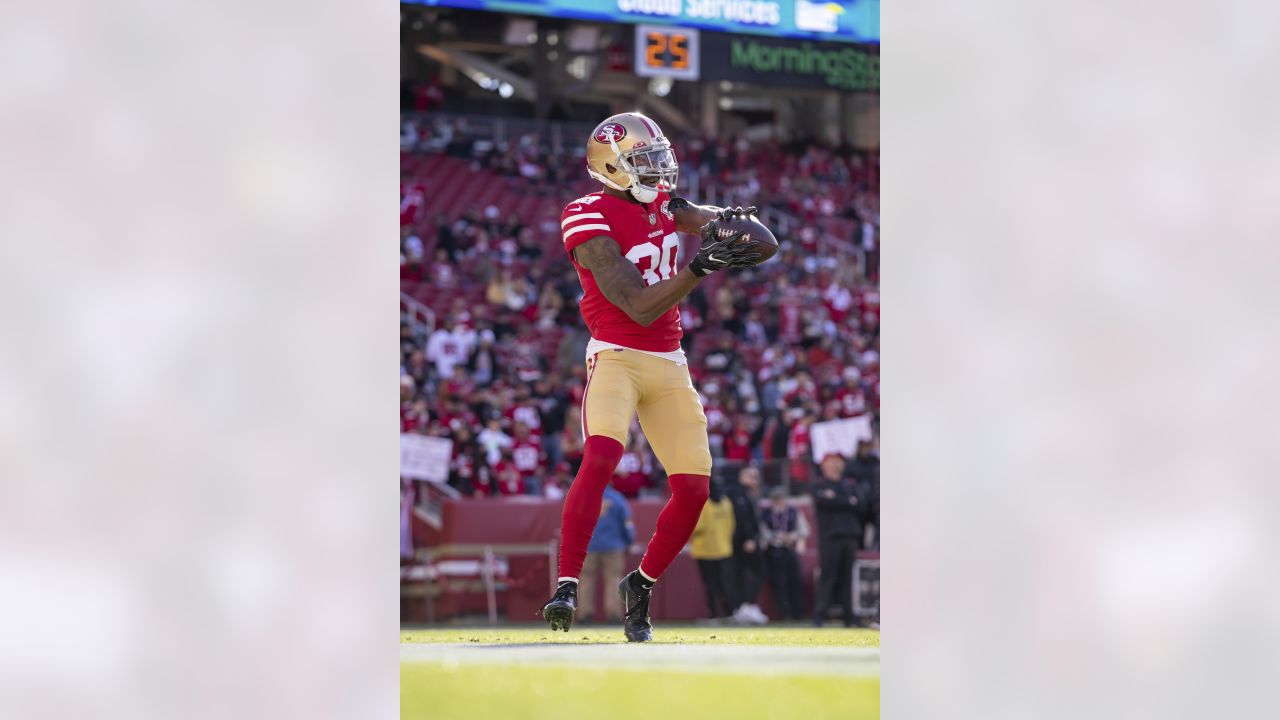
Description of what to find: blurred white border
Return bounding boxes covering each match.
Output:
[0,1,398,718]
[888,1,1280,718]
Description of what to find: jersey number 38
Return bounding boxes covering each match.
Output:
[624,232,680,287]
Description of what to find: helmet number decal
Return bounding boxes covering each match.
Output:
[593,123,627,144]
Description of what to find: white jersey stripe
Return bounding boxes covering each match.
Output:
[561,212,605,228]
[563,223,611,240]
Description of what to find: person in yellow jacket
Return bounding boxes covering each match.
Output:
[690,480,738,620]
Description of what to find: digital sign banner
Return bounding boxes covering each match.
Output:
[701,31,879,91]
[411,0,880,44]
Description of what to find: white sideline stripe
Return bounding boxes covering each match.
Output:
[562,212,605,227]
[563,224,611,240]
[400,643,880,678]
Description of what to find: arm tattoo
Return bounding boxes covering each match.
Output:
[573,235,645,315]
[573,234,703,326]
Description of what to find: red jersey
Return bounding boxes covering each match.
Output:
[504,403,543,434]
[723,428,753,462]
[784,380,818,407]
[702,403,727,456]
[511,438,544,475]
[788,422,812,482]
[493,461,525,496]
[451,445,476,483]
[561,190,682,352]
[613,451,651,498]
[400,183,425,226]
[836,387,866,417]
[400,405,423,433]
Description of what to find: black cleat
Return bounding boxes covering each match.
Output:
[541,581,578,632]
[618,571,654,642]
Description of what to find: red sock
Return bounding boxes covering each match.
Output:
[639,473,710,580]
[556,435,625,581]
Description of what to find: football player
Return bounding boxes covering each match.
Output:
[542,111,761,642]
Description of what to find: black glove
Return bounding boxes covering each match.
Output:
[715,205,758,221]
[688,219,762,277]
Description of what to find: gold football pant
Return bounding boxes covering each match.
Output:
[581,348,712,477]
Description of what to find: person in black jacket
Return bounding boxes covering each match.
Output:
[810,452,865,626]
[761,486,809,620]
[533,376,570,470]
[447,426,489,497]
[848,440,880,549]
[726,466,767,623]
[847,440,879,485]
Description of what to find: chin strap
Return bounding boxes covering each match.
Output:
[629,185,658,203]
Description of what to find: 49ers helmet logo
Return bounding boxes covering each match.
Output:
[593,123,627,144]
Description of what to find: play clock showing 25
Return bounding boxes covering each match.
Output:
[633,25,701,81]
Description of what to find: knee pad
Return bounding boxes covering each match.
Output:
[668,473,710,504]
[581,435,625,476]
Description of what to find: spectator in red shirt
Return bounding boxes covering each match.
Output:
[823,279,854,324]
[787,408,815,485]
[448,426,487,496]
[401,399,427,434]
[493,453,526,496]
[722,416,755,463]
[806,335,837,372]
[503,384,543,436]
[510,422,546,495]
[612,436,653,498]
[442,366,475,400]
[561,406,585,474]
[702,392,730,458]
[436,398,476,436]
[400,177,425,226]
[836,368,867,417]
[783,369,819,408]
[543,461,573,500]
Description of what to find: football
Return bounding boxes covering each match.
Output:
[718,214,779,265]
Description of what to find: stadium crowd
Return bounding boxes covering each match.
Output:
[400,115,879,551]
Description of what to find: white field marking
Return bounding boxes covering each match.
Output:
[400,642,879,678]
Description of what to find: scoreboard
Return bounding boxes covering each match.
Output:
[634,25,701,80]
[408,0,880,44]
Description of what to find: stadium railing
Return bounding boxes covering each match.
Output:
[412,478,460,531]
[400,292,437,342]
[404,541,558,625]
[404,111,596,151]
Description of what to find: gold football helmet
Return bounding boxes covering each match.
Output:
[585,112,678,203]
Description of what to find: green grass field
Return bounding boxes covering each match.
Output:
[402,626,880,719]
